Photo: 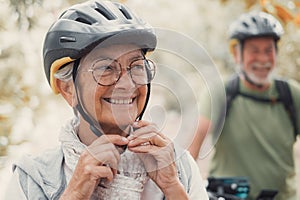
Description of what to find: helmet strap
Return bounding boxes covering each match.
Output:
[72,59,104,137]
[137,52,151,121]
[137,83,150,120]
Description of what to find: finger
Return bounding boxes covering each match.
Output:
[151,133,170,147]
[106,134,129,146]
[129,125,159,140]
[103,134,129,154]
[132,122,167,142]
[128,145,174,173]
[128,143,158,153]
[92,165,115,181]
[132,120,150,128]
[93,134,129,146]
[128,140,173,156]
[86,143,120,169]
[88,135,129,161]
[74,162,114,182]
[127,132,155,147]
[129,133,169,148]
[133,120,169,138]
[87,142,120,162]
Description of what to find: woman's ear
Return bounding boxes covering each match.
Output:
[55,78,76,107]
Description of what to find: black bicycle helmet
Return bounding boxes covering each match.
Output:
[228,11,284,42]
[43,0,157,94]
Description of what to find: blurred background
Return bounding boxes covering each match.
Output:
[0,0,300,198]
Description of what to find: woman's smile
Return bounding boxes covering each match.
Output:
[103,97,136,105]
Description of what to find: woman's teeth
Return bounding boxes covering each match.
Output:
[106,98,133,104]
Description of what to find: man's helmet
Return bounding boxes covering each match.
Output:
[229,11,284,42]
[43,0,157,94]
[228,11,284,88]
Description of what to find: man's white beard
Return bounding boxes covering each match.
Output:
[240,62,275,86]
[247,70,274,85]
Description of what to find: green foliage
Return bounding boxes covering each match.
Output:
[0,0,92,167]
[9,0,44,30]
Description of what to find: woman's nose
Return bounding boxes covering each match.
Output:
[115,70,135,89]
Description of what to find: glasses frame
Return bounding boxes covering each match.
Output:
[87,58,156,86]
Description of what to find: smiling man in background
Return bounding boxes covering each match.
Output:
[189,11,300,200]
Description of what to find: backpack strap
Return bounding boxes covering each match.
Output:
[213,74,240,139]
[225,74,240,116]
[217,75,298,139]
[238,92,280,103]
[275,79,298,138]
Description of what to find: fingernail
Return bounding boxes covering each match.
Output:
[132,121,139,127]
[121,137,129,142]
[128,140,134,145]
[127,135,134,140]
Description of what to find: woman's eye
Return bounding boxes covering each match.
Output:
[93,65,116,77]
[105,65,114,71]
[132,65,144,70]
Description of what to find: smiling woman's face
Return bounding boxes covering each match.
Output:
[76,44,148,130]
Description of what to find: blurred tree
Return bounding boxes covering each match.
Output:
[0,0,85,166]
[8,0,43,30]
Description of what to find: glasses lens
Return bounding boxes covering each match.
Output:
[92,59,120,86]
[130,59,156,85]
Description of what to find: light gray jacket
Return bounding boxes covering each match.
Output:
[13,146,198,199]
[10,118,208,200]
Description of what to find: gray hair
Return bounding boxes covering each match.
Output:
[54,62,80,119]
[53,62,73,82]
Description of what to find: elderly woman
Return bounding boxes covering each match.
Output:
[6,1,208,199]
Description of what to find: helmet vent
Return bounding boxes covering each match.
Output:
[94,2,116,20]
[242,22,249,28]
[118,5,132,20]
[228,12,283,41]
[75,17,92,25]
[95,8,116,20]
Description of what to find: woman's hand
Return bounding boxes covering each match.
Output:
[127,120,188,200]
[60,134,129,200]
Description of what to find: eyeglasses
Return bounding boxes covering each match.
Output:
[86,58,156,86]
